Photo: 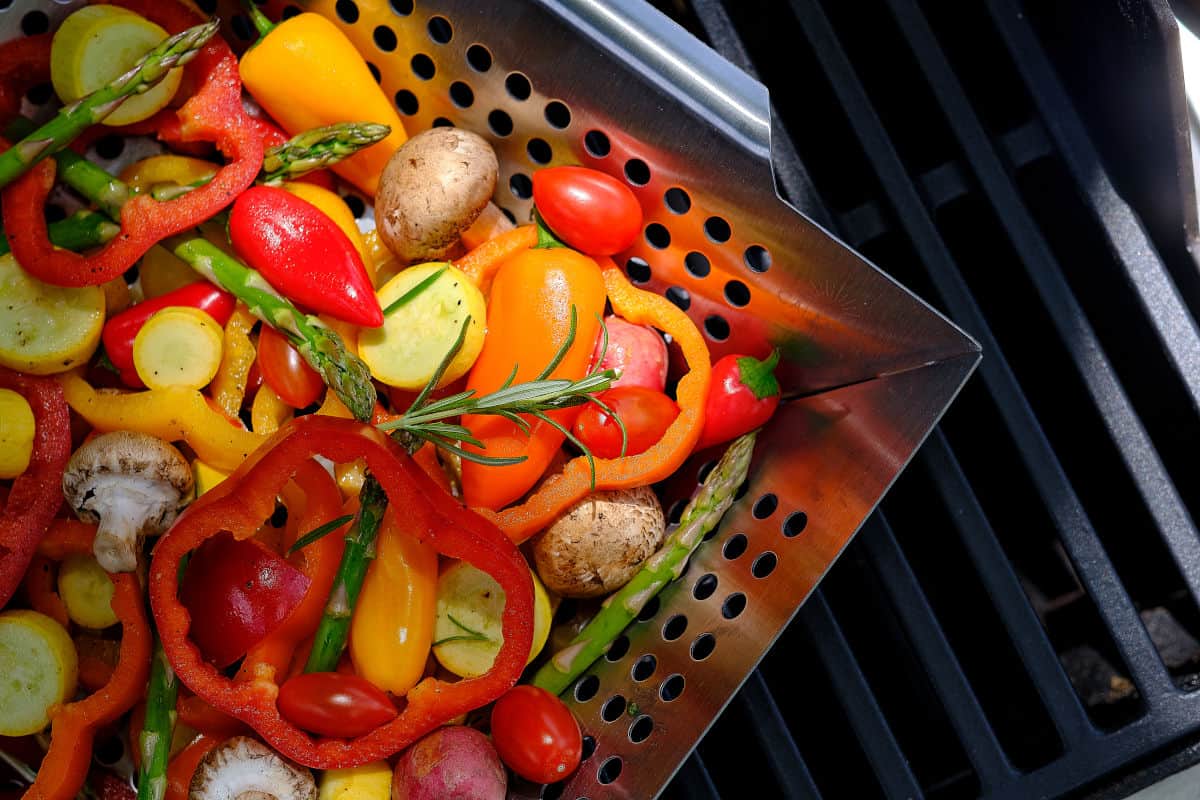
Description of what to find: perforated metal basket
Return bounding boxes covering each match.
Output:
[0,0,981,796]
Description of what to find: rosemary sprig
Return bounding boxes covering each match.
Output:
[287,514,355,555]
[383,266,448,316]
[432,613,494,647]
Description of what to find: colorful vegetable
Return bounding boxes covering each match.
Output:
[164,735,220,800]
[0,252,104,375]
[188,736,316,800]
[696,350,781,450]
[358,264,486,390]
[575,386,677,459]
[120,153,216,193]
[349,504,438,696]
[148,415,534,769]
[592,314,668,391]
[282,181,370,265]
[489,685,582,784]
[318,761,392,800]
[453,225,538,293]
[102,282,234,378]
[229,186,382,328]
[137,641,180,800]
[258,326,325,410]
[133,307,224,391]
[57,554,118,629]
[179,532,311,668]
[0,387,34,478]
[277,673,399,739]
[460,246,607,510]
[238,8,407,196]
[390,727,506,800]
[209,305,257,418]
[0,609,78,736]
[261,122,391,189]
[0,368,71,607]
[533,432,755,695]
[50,5,184,127]
[532,166,643,256]
[252,384,294,436]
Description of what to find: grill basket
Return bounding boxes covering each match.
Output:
[0,0,981,796]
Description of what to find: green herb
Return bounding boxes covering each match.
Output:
[432,613,493,647]
[383,266,449,316]
[287,514,355,555]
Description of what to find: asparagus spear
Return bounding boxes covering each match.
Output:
[0,211,118,258]
[259,122,392,185]
[0,20,220,190]
[136,640,179,800]
[532,432,758,696]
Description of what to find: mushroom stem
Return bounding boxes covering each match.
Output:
[89,477,188,572]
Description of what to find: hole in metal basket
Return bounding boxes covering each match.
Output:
[449,81,474,108]
[390,0,414,15]
[432,117,454,128]
[636,595,661,623]
[21,10,48,35]
[632,654,657,682]
[545,101,572,129]
[282,5,302,20]
[366,62,382,84]
[94,135,125,161]
[723,592,747,619]
[625,257,651,285]
[373,24,397,52]
[685,251,710,278]
[704,215,732,243]
[93,734,123,766]
[659,673,685,701]
[693,573,718,601]
[427,15,453,44]
[574,674,599,703]
[629,715,654,743]
[697,459,717,484]
[752,493,778,519]
[25,83,53,106]
[600,695,626,722]
[744,244,772,272]
[606,634,630,662]
[581,735,597,761]
[542,782,565,800]
[509,173,533,200]
[735,479,751,501]
[705,315,731,341]
[231,14,254,41]
[783,510,809,537]
[665,287,690,311]
[723,533,748,560]
[506,72,533,101]
[624,158,650,186]
[691,633,716,661]
[597,756,623,785]
[645,223,670,250]
[340,195,365,219]
[664,187,691,214]
[195,0,218,13]
[488,109,514,137]
[725,279,751,307]
[466,44,492,72]
[752,551,778,578]
[45,204,66,224]
[527,138,552,165]
[411,53,435,80]
[394,89,418,116]
[584,130,610,157]
[662,614,688,641]
[499,206,517,225]
[335,0,359,25]
[666,498,686,525]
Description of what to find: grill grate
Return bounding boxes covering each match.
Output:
[667,0,1200,797]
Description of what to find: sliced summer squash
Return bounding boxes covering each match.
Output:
[0,253,104,375]
[58,555,119,630]
[0,610,79,736]
[133,306,224,391]
[0,388,35,479]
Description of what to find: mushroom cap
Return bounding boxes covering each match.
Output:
[189,736,316,800]
[62,430,193,525]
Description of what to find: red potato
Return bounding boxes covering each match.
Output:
[392,726,507,800]
[593,314,668,391]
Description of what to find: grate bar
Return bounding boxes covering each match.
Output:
[784,0,1174,705]
[882,0,1200,692]
[672,752,722,800]
[919,430,1095,748]
[733,671,824,800]
[799,589,925,799]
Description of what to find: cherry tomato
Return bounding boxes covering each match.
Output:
[277,672,398,739]
[490,685,582,784]
[257,326,324,409]
[532,166,643,255]
[573,386,679,459]
[179,532,310,668]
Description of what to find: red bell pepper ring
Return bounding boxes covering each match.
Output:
[102,282,236,377]
[149,415,534,769]
[229,186,383,328]
[0,0,263,288]
[0,367,71,608]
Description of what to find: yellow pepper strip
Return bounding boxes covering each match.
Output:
[361,229,399,288]
[318,761,392,800]
[251,383,292,436]
[58,372,264,472]
[316,392,365,496]
[100,276,130,315]
[282,182,370,266]
[210,305,256,419]
[118,154,217,194]
[192,459,230,496]
[239,13,407,197]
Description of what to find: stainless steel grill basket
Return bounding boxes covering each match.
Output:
[0,0,980,796]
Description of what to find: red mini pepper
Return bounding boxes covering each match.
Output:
[0,367,71,608]
[149,415,533,769]
[102,282,235,380]
[229,186,383,328]
[696,350,781,451]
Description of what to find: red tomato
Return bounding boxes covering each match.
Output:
[277,672,397,738]
[257,326,324,408]
[532,166,643,255]
[179,532,310,668]
[573,386,679,459]
[490,685,582,784]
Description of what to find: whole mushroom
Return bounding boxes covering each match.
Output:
[62,430,193,573]
[189,736,316,800]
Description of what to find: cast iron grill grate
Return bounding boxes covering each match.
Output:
[665,0,1200,797]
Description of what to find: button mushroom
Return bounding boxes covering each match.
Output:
[62,430,193,573]
[189,736,316,800]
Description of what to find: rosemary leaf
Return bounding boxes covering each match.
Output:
[383,265,448,316]
[288,514,355,554]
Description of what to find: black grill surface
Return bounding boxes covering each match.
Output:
[650,1,1200,798]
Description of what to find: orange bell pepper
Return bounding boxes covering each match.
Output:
[164,735,220,800]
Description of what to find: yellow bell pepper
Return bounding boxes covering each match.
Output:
[318,762,392,800]
[192,459,230,496]
[283,182,370,266]
[59,372,263,472]
[118,154,217,193]
[210,305,256,419]
[361,229,399,288]
[251,383,292,435]
[239,13,407,197]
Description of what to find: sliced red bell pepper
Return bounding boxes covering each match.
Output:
[149,415,534,769]
[0,0,263,288]
[0,367,70,608]
[102,282,236,377]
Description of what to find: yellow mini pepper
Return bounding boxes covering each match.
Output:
[239,11,407,197]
